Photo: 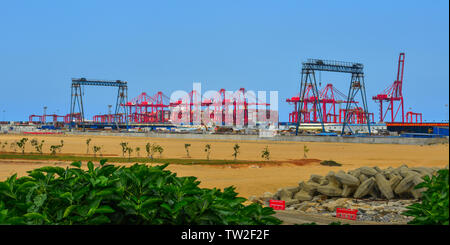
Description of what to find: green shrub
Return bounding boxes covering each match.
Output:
[402,169,449,225]
[320,160,342,167]
[0,160,282,225]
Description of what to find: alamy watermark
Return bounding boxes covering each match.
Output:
[168,82,279,137]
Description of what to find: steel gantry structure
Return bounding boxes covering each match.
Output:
[69,78,128,130]
[295,59,371,135]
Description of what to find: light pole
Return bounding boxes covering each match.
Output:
[108,105,112,123]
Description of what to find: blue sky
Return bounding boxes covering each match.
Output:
[0,0,448,122]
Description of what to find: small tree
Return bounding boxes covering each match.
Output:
[155,145,164,158]
[303,145,309,159]
[86,138,92,154]
[16,138,28,154]
[135,147,141,157]
[232,144,240,161]
[184,144,191,158]
[204,144,211,160]
[30,139,45,154]
[1,141,7,151]
[120,142,128,157]
[261,146,270,161]
[145,143,151,157]
[93,145,101,158]
[10,141,17,153]
[58,140,64,153]
[50,145,58,155]
[127,147,133,159]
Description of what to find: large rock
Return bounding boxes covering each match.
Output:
[322,198,350,212]
[399,168,419,178]
[309,174,323,184]
[317,185,343,197]
[389,175,402,190]
[278,188,294,200]
[335,171,360,186]
[359,167,378,176]
[325,172,342,189]
[394,174,417,195]
[358,174,368,183]
[293,190,313,201]
[260,192,274,202]
[409,175,426,199]
[375,173,394,199]
[374,166,382,173]
[299,181,319,196]
[342,184,356,197]
[285,199,300,206]
[354,177,375,198]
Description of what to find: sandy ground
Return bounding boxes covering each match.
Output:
[0,134,448,198]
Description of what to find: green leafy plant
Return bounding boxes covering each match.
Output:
[16,138,28,154]
[303,145,309,159]
[261,146,270,161]
[232,144,240,161]
[204,144,211,160]
[320,160,342,167]
[184,144,191,158]
[0,160,282,225]
[86,138,92,154]
[402,169,449,225]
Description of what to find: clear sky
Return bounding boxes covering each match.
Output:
[0,0,448,122]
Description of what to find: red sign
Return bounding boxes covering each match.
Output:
[269,200,285,210]
[336,208,358,220]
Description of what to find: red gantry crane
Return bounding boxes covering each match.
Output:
[372,53,421,123]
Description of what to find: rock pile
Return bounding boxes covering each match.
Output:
[261,166,443,205]
[250,165,447,223]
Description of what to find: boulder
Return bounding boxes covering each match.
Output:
[317,185,343,197]
[359,167,378,176]
[299,181,319,196]
[394,174,417,195]
[375,173,395,199]
[354,177,375,198]
[322,198,350,212]
[325,172,342,189]
[260,192,274,202]
[389,175,402,190]
[278,188,294,201]
[358,174,368,183]
[319,178,329,186]
[285,199,301,206]
[348,169,361,178]
[293,190,313,201]
[399,168,419,178]
[335,171,360,186]
[409,175,426,199]
[309,174,323,184]
[341,184,356,197]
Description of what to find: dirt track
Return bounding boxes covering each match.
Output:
[0,134,448,198]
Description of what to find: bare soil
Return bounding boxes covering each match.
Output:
[0,134,448,198]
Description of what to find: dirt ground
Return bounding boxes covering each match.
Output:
[0,134,448,198]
